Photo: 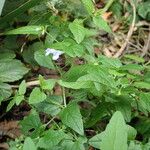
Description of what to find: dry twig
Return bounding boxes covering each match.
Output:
[113,0,136,58]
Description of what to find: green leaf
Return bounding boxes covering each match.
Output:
[134,82,150,90]
[71,141,85,150]
[0,82,12,102]
[124,54,145,63]
[29,87,47,104]
[0,0,43,23]
[50,39,85,57]
[89,132,105,149]
[58,80,93,89]
[34,96,63,116]
[120,64,144,71]
[20,111,41,135]
[39,76,56,90]
[69,19,86,44]
[81,0,95,15]
[127,125,137,141]
[100,111,127,150]
[60,102,84,135]
[18,80,27,95]
[138,1,150,19]
[0,0,5,15]
[5,26,44,35]
[23,137,36,150]
[37,130,68,149]
[138,93,150,115]
[34,50,55,69]
[85,103,107,128]
[0,60,29,82]
[93,15,111,33]
[98,55,122,68]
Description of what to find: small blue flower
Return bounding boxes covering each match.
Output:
[45,48,64,60]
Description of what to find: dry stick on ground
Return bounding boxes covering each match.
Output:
[113,0,136,58]
[11,80,40,88]
[141,25,150,57]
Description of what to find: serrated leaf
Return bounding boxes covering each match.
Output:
[60,102,84,135]
[98,55,122,68]
[34,50,55,69]
[0,60,29,82]
[5,26,44,35]
[93,15,111,33]
[0,82,12,102]
[81,0,95,15]
[34,96,63,116]
[69,19,86,44]
[37,130,68,149]
[100,111,127,150]
[23,137,36,150]
[29,87,47,104]
[20,111,41,135]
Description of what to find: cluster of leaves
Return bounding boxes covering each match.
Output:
[0,0,150,150]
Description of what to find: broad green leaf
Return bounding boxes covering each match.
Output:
[71,141,85,150]
[85,103,107,128]
[81,0,95,15]
[5,26,44,35]
[34,96,63,116]
[0,82,12,102]
[89,132,105,149]
[138,93,150,115]
[0,50,16,61]
[0,0,5,15]
[124,54,145,63]
[0,60,29,82]
[34,50,55,69]
[128,141,142,150]
[23,137,36,150]
[93,15,111,33]
[110,1,123,18]
[39,75,56,90]
[138,1,150,19]
[29,87,47,104]
[15,94,24,106]
[98,55,122,68]
[69,19,86,44]
[20,111,41,135]
[37,130,68,149]
[60,102,84,135]
[100,111,127,150]
[18,80,26,95]
[120,64,144,71]
[50,39,85,57]
[134,82,150,90]
[58,80,93,89]
[127,125,137,141]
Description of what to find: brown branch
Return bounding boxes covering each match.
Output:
[113,0,136,58]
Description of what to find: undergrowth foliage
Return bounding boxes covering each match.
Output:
[0,0,150,149]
